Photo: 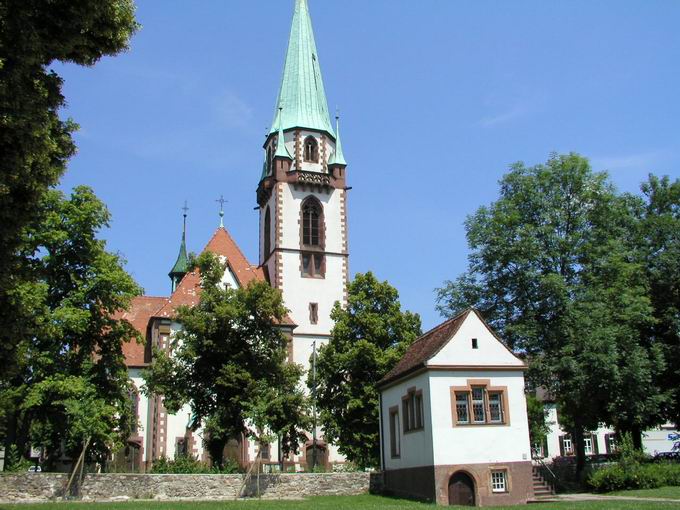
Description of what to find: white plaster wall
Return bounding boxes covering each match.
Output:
[428,313,524,367]
[279,186,345,337]
[429,370,531,466]
[163,404,193,460]
[380,372,434,470]
[129,369,150,462]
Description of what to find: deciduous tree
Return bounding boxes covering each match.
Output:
[2,187,142,467]
[312,272,421,469]
[436,154,663,475]
[144,252,309,469]
[0,0,139,384]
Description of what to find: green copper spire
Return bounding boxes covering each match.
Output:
[274,108,293,159]
[271,0,335,137]
[328,114,347,166]
[169,203,190,292]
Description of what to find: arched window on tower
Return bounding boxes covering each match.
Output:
[304,136,319,163]
[300,197,324,278]
[266,146,273,175]
[264,206,272,258]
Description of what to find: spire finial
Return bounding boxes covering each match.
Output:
[329,107,347,167]
[216,195,227,228]
[181,201,189,235]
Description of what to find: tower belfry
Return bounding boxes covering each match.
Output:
[257,0,349,404]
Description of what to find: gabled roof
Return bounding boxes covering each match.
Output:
[155,228,295,327]
[270,0,335,137]
[117,296,168,366]
[378,308,521,388]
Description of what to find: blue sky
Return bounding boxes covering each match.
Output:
[56,0,680,331]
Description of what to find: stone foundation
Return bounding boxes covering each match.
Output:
[382,461,534,506]
[0,472,374,503]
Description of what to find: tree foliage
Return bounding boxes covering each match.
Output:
[0,0,139,381]
[1,187,142,466]
[632,175,680,427]
[144,252,309,468]
[436,153,665,474]
[312,272,422,469]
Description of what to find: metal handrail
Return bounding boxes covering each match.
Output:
[533,454,558,484]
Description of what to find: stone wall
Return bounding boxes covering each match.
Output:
[0,472,377,503]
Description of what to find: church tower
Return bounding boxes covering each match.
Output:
[257,0,349,372]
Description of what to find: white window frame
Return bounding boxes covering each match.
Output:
[563,436,573,455]
[584,436,593,455]
[491,470,507,493]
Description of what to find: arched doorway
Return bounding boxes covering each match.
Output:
[448,471,476,506]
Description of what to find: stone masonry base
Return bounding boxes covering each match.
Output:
[0,472,378,503]
[383,461,534,506]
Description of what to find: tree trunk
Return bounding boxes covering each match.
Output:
[631,425,643,450]
[573,425,587,479]
[207,437,226,470]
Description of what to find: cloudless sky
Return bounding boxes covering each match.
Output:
[55,0,680,331]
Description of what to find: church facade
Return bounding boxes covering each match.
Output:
[119,0,348,472]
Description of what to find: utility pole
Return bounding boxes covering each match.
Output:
[311,340,317,471]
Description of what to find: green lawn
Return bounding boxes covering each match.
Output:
[609,486,680,500]
[1,495,680,510]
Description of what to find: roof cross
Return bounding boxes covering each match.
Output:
[216,195,227,228]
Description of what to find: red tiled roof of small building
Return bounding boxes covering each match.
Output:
[117,296,168,366]
[378,309,474,387]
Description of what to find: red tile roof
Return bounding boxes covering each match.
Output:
[155,227,295,327]
[117,296,168,366]
[378,309,474,387]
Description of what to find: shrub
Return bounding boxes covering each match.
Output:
[588,462,680,492]
[150,454,240,474]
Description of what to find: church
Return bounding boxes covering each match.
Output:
[119,0,349,472]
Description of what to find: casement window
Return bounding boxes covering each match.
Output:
[491,470,508,493]
[583,436,593,455]
[258,442,271,460]
[301,252,324,277]
[389,408,401,458]
[560,435,573,456]
[488,392,504,423]
[402,388,424,433]
[455,393,470,424]
[451,380,508,426]
[472,387,486,423]
[304,136,319,163]
[605,433,617,454]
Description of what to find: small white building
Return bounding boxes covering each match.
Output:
[377,309,534,506]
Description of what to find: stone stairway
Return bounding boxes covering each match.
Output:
[531,465,556,501]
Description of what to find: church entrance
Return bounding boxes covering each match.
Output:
[448,471,476,506]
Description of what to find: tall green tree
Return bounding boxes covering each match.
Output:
[436,154,662,474]
[144,252,309,469]
[0,0,139,383]
[2,186,142,467]
[631,175,680,427]
[312,272,421,469]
